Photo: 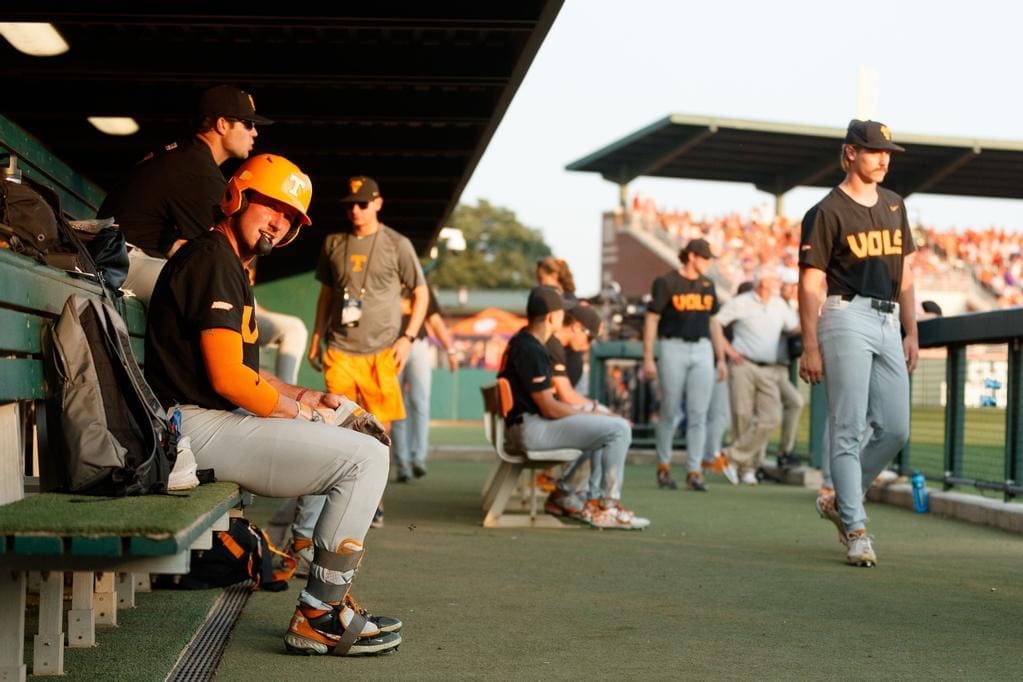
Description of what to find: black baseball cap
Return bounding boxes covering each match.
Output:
[527,286,564,319]
[341,176,381,203]
[198,85,273,125]
[568,304,601,339]
[681,238,716,260]
[845,119,905,152]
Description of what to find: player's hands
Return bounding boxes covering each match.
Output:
[724,346,744,365]
[332,396,391,446]
[307,343,324,372]
[446,351,459,373]
[903,334,919,373]
[642,359,658,381]
[799,347,824,384]
[716,358,728,382]
[392,336,413,373]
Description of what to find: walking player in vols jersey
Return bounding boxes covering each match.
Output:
[798,119,919,567]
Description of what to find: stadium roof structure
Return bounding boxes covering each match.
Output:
[0,5,562,280]
[566,113,1023,202]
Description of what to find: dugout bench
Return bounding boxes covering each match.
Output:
[0,247,241,679]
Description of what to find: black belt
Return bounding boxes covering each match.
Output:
[750,360,776,367]
[506,415,523,427]
[662,335,704,343]
[839,294,896,313]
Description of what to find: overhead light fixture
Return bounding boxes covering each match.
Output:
[88,117,140,136]
[0,22,69,57]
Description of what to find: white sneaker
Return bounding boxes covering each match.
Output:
[589,501,650,530]
[846,533,877,567]
[741,470,758,486]
[873,469,898,487]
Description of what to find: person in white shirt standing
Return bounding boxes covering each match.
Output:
[716,267,800,484]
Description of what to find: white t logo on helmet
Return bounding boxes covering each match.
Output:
[283,173,308,199]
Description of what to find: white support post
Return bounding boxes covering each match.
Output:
[132,573,151,593]
[67,573,95,648]
[32,571,64,676]
[115,573,135,609]
[0,569,27,682]
[93,572,117,627]
[0,403,23,504]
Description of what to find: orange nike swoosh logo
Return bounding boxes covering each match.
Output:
[889,204,900,212]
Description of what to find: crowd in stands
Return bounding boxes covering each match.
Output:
[625,192,1023,308]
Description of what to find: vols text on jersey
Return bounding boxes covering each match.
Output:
[846,228,902,259]
[672,293,715,312]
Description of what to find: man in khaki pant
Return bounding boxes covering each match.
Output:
[716,268,800,484]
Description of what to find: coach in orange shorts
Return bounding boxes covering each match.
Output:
[299,175,428,538]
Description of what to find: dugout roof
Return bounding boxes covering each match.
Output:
[566,113,1023,201]
[0,5,562,280]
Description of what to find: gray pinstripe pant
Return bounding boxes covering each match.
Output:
[819,296,910,533]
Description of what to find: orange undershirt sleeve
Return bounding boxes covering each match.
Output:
[199,328,279,417]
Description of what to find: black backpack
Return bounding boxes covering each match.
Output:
[40,294,177,496]
[155,517,295,592]
[1,172,128,290]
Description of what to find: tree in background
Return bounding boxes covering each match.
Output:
[427,199,552,289]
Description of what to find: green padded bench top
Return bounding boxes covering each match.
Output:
[0,482,240,557]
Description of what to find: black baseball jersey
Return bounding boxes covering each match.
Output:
[98,138,224,257]
[498,329,552,423]
[647,271,720,339]
[545,335,585,387]
[146,231,261,411]
[799,187,915,301]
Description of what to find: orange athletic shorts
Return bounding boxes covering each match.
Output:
[322,347,405,424]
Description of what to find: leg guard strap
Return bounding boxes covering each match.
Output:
[331,610,369,656]
[314,545,363,572]
[305,575,349,605]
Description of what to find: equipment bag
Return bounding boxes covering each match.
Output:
[156,517,296,591]
[40,294,176,496]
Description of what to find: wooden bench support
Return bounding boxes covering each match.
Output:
[67,573,95,648]
[133,573,151,593]
[116,573,135,609]
[94,572,117,627]
[0,569,27,682]
[32,571,64,676]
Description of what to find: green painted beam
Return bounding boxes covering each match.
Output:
[13,536,64,556]
[0,358,44,400]
[0,114,106,219]
[70,536,124,557]
[0,308,42,354]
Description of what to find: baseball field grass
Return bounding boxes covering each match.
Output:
[212,459,1022,680]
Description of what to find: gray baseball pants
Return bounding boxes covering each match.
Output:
[508,412,631,502]
[819,296,910,533]
[704,375,730,462]
[655,338,715,473]
[179,406,389,552]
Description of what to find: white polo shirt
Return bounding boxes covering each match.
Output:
[716,291,799,364]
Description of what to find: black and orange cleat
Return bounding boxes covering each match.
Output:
[656,464,678,490]
[685,471,708,492]
[284,603,401,656]
[344,593,403,633]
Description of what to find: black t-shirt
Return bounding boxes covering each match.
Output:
[145,231,260,411]
[498,329,552,423]
[545,335,584,387]
[799,186,915,301]
[647,271,720,339]
[98,138,225,257]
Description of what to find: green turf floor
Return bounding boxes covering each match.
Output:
[214,460,1023,680]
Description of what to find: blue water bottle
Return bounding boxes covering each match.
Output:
[911,470,929,513]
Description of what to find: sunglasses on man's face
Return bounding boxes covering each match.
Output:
[226,118,256,130]
[345,201,372,211]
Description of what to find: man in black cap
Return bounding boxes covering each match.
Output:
[99,84,272,304]
[499,288,649,529]
[299,175,427,535]
[799,119,917,567]
[643,237,728,492]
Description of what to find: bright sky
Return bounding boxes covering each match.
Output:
[460,0,1023,296]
